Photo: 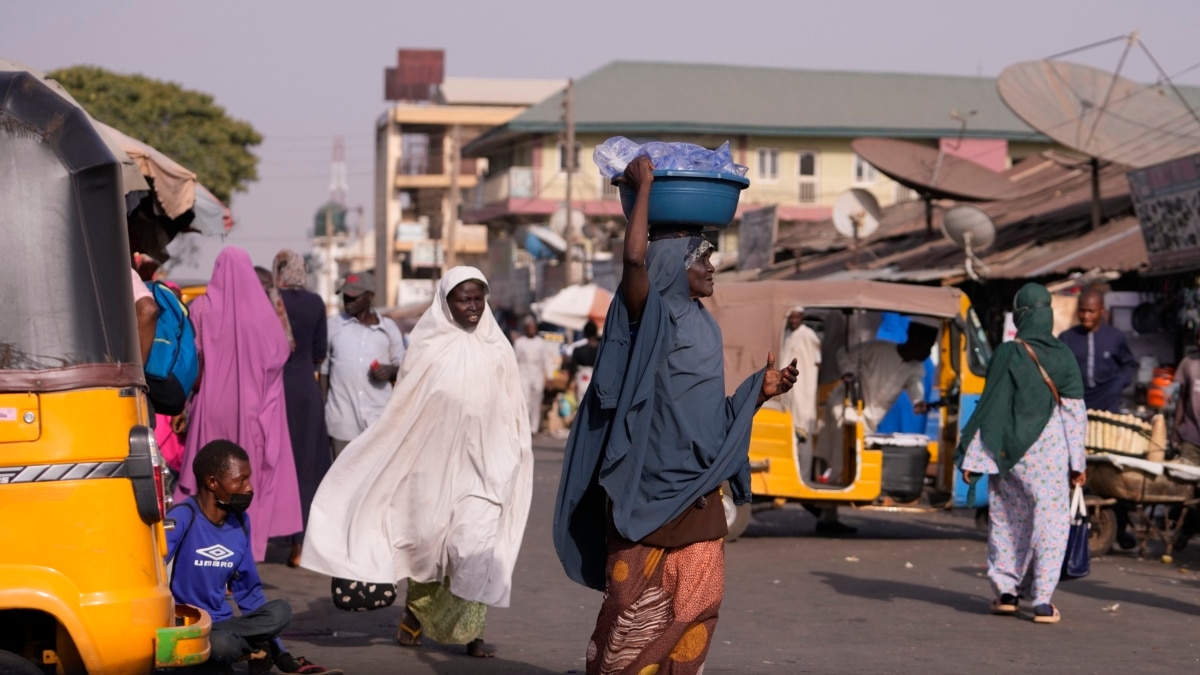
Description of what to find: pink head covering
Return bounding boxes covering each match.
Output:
[175,246,301,560]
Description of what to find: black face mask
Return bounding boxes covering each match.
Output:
[216,487,253,514]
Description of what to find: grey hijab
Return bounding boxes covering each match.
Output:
[553,236,764,590]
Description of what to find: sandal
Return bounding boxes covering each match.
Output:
[466,638,496,658]
[396,611,423,647]
[277,654,343,674]
[990,593,1019,615]
[1032,603,1061,624]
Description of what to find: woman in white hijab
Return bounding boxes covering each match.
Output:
[301,266,533,658]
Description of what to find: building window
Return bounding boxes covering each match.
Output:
[854,154,877,184]
[558,141,582,172]
[757,148,780,181]
[798,151,818,203]
[893,183,918,203]
[400,133,430,175]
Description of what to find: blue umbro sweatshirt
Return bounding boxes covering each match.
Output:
[165,498,267,623]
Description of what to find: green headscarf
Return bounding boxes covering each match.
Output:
[955,283,1084,475]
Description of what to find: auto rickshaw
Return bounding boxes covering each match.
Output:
[0,70,210,672]
[705,279,992,538]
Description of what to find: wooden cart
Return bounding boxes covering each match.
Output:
[1085,453,1200,562]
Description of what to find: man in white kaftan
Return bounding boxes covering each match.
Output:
[513,318,554,434]
[774,307,822,471]
[811,322,937,535]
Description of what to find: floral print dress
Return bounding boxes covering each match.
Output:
[961,398,1087,605]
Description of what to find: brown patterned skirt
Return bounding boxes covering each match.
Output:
[585,534,725,675]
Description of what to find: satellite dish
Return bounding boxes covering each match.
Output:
[851,138,1013,202]
[527,224,568,253]
[832,189,882,240]
[550,206,586,239]
[942,205,996,252]
[942,205,996,281]
[998,60,1200,169]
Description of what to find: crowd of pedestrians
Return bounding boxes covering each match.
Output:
[143,207,1099,674]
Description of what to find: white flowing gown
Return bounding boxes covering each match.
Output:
[300,267,533,607]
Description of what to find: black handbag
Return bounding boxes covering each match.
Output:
[1061,485,1091,580]
[330,577,397,611]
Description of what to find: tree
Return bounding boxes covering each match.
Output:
[49,65,262,204]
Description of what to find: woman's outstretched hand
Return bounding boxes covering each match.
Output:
[758,352,799,406]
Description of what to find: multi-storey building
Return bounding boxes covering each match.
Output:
[462,61,1056,306]
[373,49,564,308]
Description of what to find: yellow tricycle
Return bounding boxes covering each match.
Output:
[706,279,992,538]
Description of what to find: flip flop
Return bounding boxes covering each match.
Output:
[990,594,1019,615]
[1032,604,1061,624]
[466,638,496,658]
[396,617,423,647]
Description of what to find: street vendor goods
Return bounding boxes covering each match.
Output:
[593,136,748,179]
[596,137,751,230]
[1085,410,1152,456]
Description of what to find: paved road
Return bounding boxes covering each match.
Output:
[261,437,1200,674]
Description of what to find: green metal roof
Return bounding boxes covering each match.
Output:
[466,61,1056,155]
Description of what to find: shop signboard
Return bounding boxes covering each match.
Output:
[1128,152,1200,272]
[737,205,777,271]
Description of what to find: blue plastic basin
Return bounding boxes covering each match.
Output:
[615,170,750,229]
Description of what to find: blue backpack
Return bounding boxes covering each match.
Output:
[144,281,199,416]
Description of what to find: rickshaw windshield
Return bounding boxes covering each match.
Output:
[707,279,965,390]
[964,306,992,376]
[0,72,141,391]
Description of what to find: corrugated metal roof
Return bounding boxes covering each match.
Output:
[465,61,1055,155]
[772,152,1148,281]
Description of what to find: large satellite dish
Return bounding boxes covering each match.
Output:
[851,138,1014,202]
[832,188,882,240]
[998,60,1200,169]
[942,205,996,281]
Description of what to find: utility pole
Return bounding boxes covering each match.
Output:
[445,124,462,271]
[561,79,578,284]
[325,206,336,313]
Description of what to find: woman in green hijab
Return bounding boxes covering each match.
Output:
[956,283,1087,624]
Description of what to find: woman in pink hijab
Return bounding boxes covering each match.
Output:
[175,246,303,561]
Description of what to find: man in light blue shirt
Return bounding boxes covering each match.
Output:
[322,272,406,458]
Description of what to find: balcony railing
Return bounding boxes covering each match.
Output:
[482,166,542,202]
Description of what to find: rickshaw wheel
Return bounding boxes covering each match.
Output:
[1089,506,1117,558]
[0,650,43,675]
[723,484,751,542]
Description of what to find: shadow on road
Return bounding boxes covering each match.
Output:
[745,506,988,543]
[945,565,1200,617]
[409,648,563,674]
[810,571,982,613]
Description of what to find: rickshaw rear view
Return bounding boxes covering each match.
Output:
[706,280,993,537]
[0,69,209,673]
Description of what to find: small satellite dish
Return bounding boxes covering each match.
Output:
[527,224,568,253]
[942,205,996,281]
[550,206,586,239]
[942,205,996,252]
[832,189,882,240]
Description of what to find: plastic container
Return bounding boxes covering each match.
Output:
[615,169,750,230]
[1148,368,1175,409]
[868,434,931,503]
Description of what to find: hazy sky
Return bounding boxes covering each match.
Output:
[5,0,1200,282]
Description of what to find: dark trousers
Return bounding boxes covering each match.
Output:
[208,599,292,665]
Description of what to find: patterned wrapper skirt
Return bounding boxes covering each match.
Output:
[406,579,488,645]
[586,535,725,675]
